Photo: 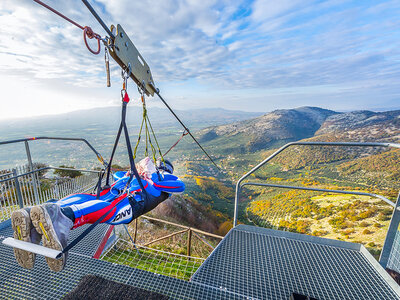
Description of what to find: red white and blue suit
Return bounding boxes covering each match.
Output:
[56,170,185,229]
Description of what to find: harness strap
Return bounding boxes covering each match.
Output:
[133,94,164,164]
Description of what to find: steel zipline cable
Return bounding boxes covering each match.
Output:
[33,0,103,54]
[32,0,222,171]
[153,89,221,171]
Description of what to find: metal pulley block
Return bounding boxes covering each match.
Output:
[109,24,156,96]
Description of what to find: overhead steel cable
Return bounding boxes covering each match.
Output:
[33,0,102,54]
[79,0,222,171]
[35,0,222,171]
[153,89,222,171]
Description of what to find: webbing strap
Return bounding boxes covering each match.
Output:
[133,117,145,159]
[133,96,164,163]
[146,115,164,163]
[105,122,123,186]
[59,100,147,256]
[121,102,146,193]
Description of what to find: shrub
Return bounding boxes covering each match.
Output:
[362,229,372,235]
[359,221,369,228]
[312,230,328,237]
[32,162,49,177]
[378,213,391,221]
[342,228,355,235]
[54,166,83,178]
[358,208,377,219]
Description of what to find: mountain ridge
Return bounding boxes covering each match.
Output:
[196,107,400,153]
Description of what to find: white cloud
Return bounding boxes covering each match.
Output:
[0,0,399,120]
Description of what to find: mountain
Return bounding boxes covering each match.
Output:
[315,110,400,143]
[0,107,263,139]
[197,107,338,152]
[0,107,263,169]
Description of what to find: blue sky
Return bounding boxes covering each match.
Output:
[0,0,399,120]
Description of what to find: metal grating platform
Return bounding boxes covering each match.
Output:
[191,225,400,300]
[387,226,400,274]
[0,223,248,299]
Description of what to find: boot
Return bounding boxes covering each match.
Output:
[11,207,41,269]
[30,203,73,272]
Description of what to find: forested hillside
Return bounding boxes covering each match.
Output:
[174,107,400,257]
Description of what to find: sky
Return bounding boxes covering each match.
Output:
[0,0,399,120]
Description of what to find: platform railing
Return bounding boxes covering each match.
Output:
[0,137,105,167]
[234,141,400,269]
[0,165,101,223]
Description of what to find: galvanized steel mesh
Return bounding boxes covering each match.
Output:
[0,224,248,299]
[191,225,400,300]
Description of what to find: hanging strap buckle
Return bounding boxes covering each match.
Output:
[121,63,132,102]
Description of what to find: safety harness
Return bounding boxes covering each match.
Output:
[9,0,222,259]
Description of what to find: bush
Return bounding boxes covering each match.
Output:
[359,221,369,228]
[54,166,82,178]
[378,213,391,221]
[358,208,377,219]
[341,228,355,236]
[32,162,49,177]
[381,208,393,216]
[362,229,372,235]
[312,230,328,237]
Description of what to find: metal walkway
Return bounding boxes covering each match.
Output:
[191,225,400,300]
[0,223,248,300]
[2,223,400,299]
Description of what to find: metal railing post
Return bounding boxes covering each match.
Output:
[380,192,400,268]
[55,178,60,199]
[12,169,24,208]
[24,141,40,204]
[134,218,138,244]
[187,229,192,259]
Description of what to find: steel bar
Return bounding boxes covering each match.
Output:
[241,182,396,208]
[24,141,40,204]
[0,136,105,166]
[192,231,215,250]
[81,0,115,39]
[122,224,140,255]
[12,169,24,208]
[380,191,400,267]
[234,141,400,226]
[0,167,101,185]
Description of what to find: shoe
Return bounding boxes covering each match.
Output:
[30,203,73,272]
[11,207,41,269]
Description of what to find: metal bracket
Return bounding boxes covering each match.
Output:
[109,24,156,96]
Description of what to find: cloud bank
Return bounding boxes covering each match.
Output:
[0,0,399,118]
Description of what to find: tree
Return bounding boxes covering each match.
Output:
[32,162,49,178]
[54,166,82,178]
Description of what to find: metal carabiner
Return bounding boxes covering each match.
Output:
[121,63,131,91]
[121,63,131,80]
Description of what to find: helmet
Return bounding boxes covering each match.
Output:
[157,159,174,174]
